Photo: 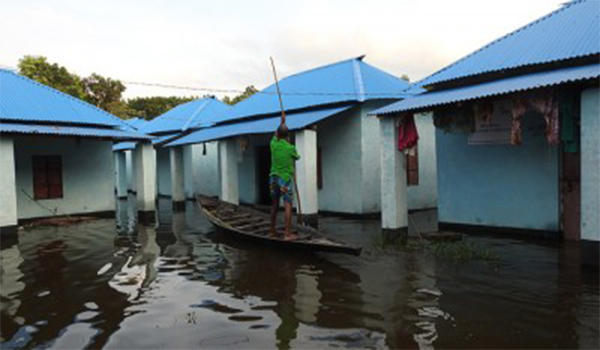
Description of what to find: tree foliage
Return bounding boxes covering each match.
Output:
[82,73,126,110]
[16,55,260,120]
[17,55,133,117]
[222,85,258,105]
[18,55,86,99]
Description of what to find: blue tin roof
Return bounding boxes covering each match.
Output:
[211,56,418,124]
[141,97,230,134]
[371,64,600,115]
[417,0,600,88]
[125,117,148,130]
[167,106,353,147]
[113,142,137,151]
[0,69,125,127]
[0,123,152,140]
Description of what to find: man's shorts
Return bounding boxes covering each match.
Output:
[269,175,294,204]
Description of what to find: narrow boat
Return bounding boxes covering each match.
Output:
[196,195,362,256]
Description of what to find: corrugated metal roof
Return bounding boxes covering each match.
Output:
[417,0,600,88]
[0,123,153,140]
[152,133,178,145]
[113,142,137,151]
[141,98,230,134]
[0,69,126,127]
[210,56,418,124]
[372,64,600,115]
[125,117,148,130]
[167,106,353,147]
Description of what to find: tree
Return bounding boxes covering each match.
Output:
[18,55,85,99]
[82,73,126,112]
[126,96,197,120]
[222,85,258,105]
[400,74,410,82]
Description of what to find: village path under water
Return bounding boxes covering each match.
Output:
[1,196,599,350]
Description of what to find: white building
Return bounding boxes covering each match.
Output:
[168,56,438,225]
[113,98,230,210]
[0,69,152,233]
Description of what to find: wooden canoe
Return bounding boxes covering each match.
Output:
[196,195,362,256]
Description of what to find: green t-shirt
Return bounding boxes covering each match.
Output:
[270,136,300,182]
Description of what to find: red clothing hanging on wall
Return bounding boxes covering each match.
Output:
[398,114,419,151]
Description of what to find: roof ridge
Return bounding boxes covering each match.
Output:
[415,0,587,87]
[182,98,212,131]
[0,69,128,129]
[275,55,366,86]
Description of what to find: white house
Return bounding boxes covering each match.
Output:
[0,69,152,232]
[371,0,600,266]
[168,56,437,226]
[113,98,230,210]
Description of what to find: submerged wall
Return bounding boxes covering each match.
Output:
[436,107,559,231]
[581,87,600,242]
[13,136,115,220]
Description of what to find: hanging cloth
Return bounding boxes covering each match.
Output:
[398,114,419,151]
[530,93,560,145]
[511,98,527,146]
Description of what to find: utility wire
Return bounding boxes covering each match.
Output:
[1,63,413,97]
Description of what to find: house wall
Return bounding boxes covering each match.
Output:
[0,136,18,227]
[318,106,363,213]
[361,103,382,214]
[192,142,221,197]
[156,147,172,197]
[125,150,135,192]
[580,87,600,242]
[239,135,270,205]
[13,136,115,220]
[407,113,438,210]
[435,106,560,231]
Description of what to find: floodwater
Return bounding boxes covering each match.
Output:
[1,197,598,349]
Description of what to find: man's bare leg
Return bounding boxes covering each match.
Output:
[269,198,279,238]
[284,202,297,240]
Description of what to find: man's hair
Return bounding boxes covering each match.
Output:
[277,123,289,140]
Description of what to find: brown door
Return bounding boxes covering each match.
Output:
[562,152,581,240]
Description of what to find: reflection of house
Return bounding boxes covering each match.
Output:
[168,56,436,224]
[113,98,230,209]
[0,69,150,232]
[372,1,599,266]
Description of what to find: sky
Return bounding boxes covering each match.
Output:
[0,0,565,99]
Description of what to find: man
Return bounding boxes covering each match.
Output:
[269,123,300,240]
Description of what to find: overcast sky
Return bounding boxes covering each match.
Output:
[1,0,565,99]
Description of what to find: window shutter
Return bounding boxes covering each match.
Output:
[47,156,63,198]
[32,156,49,199]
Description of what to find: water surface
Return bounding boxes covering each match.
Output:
[1,197,598,349]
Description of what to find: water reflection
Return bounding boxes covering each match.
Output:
[0,197,598,349]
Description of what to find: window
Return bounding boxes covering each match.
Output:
[406,147,419,186]
[32,156,63,199]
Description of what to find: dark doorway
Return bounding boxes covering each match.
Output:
[256,146,271,205]
[562,151,581,241]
